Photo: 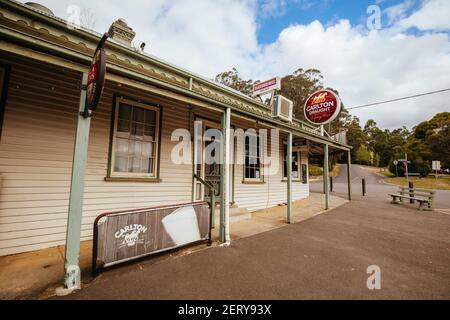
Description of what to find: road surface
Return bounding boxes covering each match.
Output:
[311,164,450,210]
[56,194,450,300]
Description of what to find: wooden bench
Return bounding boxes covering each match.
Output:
[406,173,421,177]
[388,187,435,211]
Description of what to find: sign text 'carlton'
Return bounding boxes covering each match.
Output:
[304,89,341,125]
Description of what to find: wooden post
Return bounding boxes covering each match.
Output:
[220,107,231,244]
[347,150,352,200]
[409,181,414,204]
[324,144,329,210]
[64,73,89,290]
[287,132,293,223]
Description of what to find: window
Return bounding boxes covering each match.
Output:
[244,133,263,182]
[283,143,307,183]
[109,98,160,179]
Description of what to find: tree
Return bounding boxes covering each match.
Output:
[356,144,371,165]
[214,67,255,96]
[342,116,365,163]
[425,112,450,170]
[278,68,323,121]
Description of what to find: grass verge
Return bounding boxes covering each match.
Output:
[385,177,450,190]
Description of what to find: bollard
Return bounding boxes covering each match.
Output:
[409,181,414,204]
[362,178,366,196]
[330,176,333,193]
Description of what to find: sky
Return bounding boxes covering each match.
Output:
[22,0,450,130]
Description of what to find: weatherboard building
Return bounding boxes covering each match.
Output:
[0,0,352,286]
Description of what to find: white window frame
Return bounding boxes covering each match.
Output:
[283,141,302,182]
[109,97,161,179]
[243,131,264,183]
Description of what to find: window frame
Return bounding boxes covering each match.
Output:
[242,131,264,183]
[107,97,161,181]
[282,141,303,182]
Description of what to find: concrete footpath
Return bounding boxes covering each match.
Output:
[0,193,346,300]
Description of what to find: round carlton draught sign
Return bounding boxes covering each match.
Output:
[304,89,341,125]
[85,33,109,115]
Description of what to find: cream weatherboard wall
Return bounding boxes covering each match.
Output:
[231,118,309,212]
[0,55,193,256]
[0,54,310,256]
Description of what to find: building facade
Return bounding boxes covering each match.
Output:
[0,0,351,257]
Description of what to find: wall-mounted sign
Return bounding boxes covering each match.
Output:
[304,89,342,125]
[85,33,109,116]
[253,77,281,96]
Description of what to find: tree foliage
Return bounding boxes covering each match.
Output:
[214,67,255,96]
[214,68,448,176]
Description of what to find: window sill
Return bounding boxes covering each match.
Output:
[281,179,306,183]
[242,180,266,185]
[105,177,162,183]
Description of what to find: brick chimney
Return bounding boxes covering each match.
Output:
[108,19,136,47]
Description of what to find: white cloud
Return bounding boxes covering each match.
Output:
[383,0,415,25]
[28,0,450,129]
[247,20,450,129]
[397,0,450,31]
[259,0,287,18]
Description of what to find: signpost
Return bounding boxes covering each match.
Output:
[397,154,410,184]
[393,160,399,177]
[252,77,281,96]
[432,160,441,180]
[63,33,108,292]
[303,89,342,210]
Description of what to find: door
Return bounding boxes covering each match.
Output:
[204,125,221,204]
[194,119,221,205]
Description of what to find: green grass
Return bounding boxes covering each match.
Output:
[379,170,395,178]
[385,177,450,190]
[309,164,341,178]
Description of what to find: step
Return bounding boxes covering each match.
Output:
[213,207,252,227]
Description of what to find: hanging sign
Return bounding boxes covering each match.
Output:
[85,33,109,116]
[304,89,342,125]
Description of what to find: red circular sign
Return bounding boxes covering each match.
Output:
[86,33,108,113]
[304,89,341,125]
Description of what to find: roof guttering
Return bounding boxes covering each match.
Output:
[0,0,351,151]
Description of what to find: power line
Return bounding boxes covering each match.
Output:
[347,88,450,110]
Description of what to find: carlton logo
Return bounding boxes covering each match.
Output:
[304,89,341,125]
[115,224,147,247]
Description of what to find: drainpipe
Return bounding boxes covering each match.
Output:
[287,132,293,224]
[64,72,90,291]
[324,144,329,210]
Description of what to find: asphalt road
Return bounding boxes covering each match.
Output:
[311,164,450,209]
[57,194,450,300]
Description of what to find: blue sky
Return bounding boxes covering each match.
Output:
[256,0,418,44]
[32,0,450,129]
